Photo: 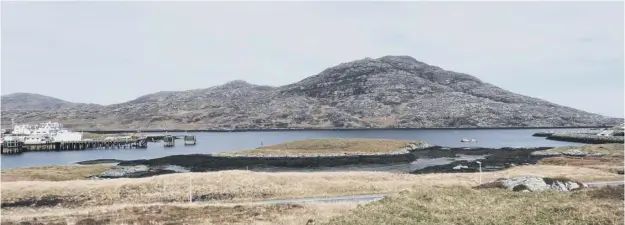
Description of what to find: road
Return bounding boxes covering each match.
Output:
[258,180,624,205]
[585,180,624,188]
[261,194,388,205]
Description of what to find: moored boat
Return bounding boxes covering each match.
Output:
[184,135,196,145]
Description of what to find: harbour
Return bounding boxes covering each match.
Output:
[0,121,196,155]
[0,127,588,170]
[1,139,149,155]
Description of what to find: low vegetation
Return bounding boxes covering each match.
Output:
[2,202,357,225]
[536,143,624,156]
[323,185,624,225]
[1,165,114,182]
[218,138,423,156]
[2,143,623,224]
[3,183,623,225]
[538,144,624,174]
[2,165,621,209]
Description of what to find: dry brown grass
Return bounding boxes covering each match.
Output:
[537,144,624,174]
[1,165,621,209]
[218,138,422,156]
[324,185,625,225]
[1,202,357,225]
[539,156,624,174]
[1,165,113,182]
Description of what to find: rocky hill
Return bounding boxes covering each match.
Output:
[1,56,622,130]
[1,93,101,111]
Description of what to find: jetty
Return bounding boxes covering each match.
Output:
[1,138,148,155]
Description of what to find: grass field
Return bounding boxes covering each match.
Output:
[217,138,423,156]
[1,165,114,182]
[4,186,622,225]
[1,202,357,225]
[2,165,621,209]
[537,144,624,174]
[2,143,623,224]
[323,185,624,225]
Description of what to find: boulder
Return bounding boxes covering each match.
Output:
[476,176,584,192]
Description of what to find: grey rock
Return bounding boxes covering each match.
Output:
[2,56,622,130]
[452,165,469,170]
[562,149,588,156]
[477,176,583,192]
[530,151,562,156]
[547,133,625,144]
[531,148,607,157]
[99,165,150,178]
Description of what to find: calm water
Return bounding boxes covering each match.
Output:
[0,128,586,169]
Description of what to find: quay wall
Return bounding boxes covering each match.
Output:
[0,139,148,155]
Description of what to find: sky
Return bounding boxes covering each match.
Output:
[1,1,623,117]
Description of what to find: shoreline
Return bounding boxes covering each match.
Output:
[79,146,556,179]
[79,126,607,134]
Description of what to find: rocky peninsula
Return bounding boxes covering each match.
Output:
[69,138,609,179]
[532,124,625,144]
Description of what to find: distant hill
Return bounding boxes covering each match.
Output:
[1,56,622,130]
[1,93,101,111]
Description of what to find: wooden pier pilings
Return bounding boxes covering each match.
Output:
[1,138,148,155]
[163,135,175,147]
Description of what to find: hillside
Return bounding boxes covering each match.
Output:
[0,93,101,111]
[1,56,622,130]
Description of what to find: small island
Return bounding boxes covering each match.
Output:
[216,138,426,157]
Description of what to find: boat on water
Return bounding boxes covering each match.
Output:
[460,138,477,143]
[184,135,196,145]
[7,121,83,142]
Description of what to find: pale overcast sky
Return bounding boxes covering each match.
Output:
[1,1,623,117]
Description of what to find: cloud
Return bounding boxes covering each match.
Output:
[1,1,623,117]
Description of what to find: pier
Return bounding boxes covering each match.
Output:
[1,138,148,155]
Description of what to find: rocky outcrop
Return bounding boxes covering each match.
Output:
[531,149,608,157]
[88,145,554,179]
[94,165,189,179]
[409,146,552,174]
[532,130,600,137]
[546,133,624,144]
[476,176,584,192]
[2,56,622,130]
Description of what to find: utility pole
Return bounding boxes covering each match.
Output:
[188,174,192,204]
[476,161,482,184]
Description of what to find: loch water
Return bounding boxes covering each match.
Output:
[0,128,586,170]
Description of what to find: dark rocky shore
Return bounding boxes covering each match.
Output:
[545,133,624,144]
[532,131,624,144]
[85,146,556,179]
[409,146,552,174]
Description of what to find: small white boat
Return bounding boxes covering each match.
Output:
[461,138,477,143]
